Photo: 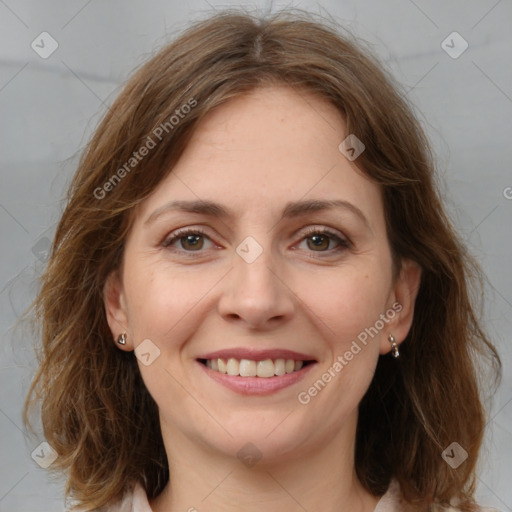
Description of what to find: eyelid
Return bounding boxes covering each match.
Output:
[298,224,347,239]
[162,226,215,250]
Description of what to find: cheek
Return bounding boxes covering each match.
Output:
[298,263,390,348]
[122,257,222,344]
[295,267,389,423]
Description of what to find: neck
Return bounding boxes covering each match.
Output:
[149,413,381,512]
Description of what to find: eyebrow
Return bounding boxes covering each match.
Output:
[144,198,371,230]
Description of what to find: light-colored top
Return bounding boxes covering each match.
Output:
[99,479,500,512]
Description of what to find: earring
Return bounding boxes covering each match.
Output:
[117,333,127,345]
[389,334,399,358]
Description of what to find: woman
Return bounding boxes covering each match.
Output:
[24,8,502,512]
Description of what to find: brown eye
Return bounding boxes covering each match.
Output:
[296,228,350,255]
[163,229,213,253]
[180,234,204,251]
[306,234,330,251]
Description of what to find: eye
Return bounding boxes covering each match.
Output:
[296,227,350,254]
[162,228,214,252]
[162,226,350,256]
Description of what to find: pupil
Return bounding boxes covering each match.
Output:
[309,234,328,250]
[183,234,202,250]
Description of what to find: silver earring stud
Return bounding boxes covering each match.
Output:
[389,334,399,358]
[117,333,127,345]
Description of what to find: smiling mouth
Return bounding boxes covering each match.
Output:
[198,358,315,378]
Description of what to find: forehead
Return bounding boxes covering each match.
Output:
[136,85,383,228]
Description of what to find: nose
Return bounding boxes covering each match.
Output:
[217,244,295,330]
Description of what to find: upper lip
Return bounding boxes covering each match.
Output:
[197,348,317,361]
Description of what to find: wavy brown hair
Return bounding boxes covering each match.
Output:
[24,8,501,511]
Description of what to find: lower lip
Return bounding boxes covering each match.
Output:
[197,361,316,396]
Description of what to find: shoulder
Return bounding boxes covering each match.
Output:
[69,482,152,512]
[131,482,153,512]
[375,480,502,512]
[105,482,152,512]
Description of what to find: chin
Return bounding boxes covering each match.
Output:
[195,412,320,466]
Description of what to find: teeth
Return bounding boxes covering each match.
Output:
[226,358,239,376]
[239,359,257,377]
[274,358,285,376]
[204,357,307,377]
[218,358,227,374]
[257,359,275,378]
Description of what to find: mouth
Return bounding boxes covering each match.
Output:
[198,357,315,377]
[196,349,317,395]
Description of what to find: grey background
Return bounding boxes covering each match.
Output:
[1,0,511,510]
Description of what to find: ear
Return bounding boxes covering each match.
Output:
[103,269,132,351]
[380,258,422,355]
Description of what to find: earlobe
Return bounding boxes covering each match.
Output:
[380,258,422,355]
[103,270,132,350]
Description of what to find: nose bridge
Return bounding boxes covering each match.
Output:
[217,234,294,328]
[234,235,281,300]
[237,245,276,293]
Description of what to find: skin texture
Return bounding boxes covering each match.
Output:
[104,85,421,512]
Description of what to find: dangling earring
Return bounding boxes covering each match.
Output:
[117,333,127,345]
[389,334,399,358]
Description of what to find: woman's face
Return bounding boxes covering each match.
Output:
[105,84,420,465]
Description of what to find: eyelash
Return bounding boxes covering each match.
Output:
[299,226,351,253]
[162,226,350,257]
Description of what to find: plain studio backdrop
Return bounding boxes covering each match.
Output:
[0,0,511,510]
